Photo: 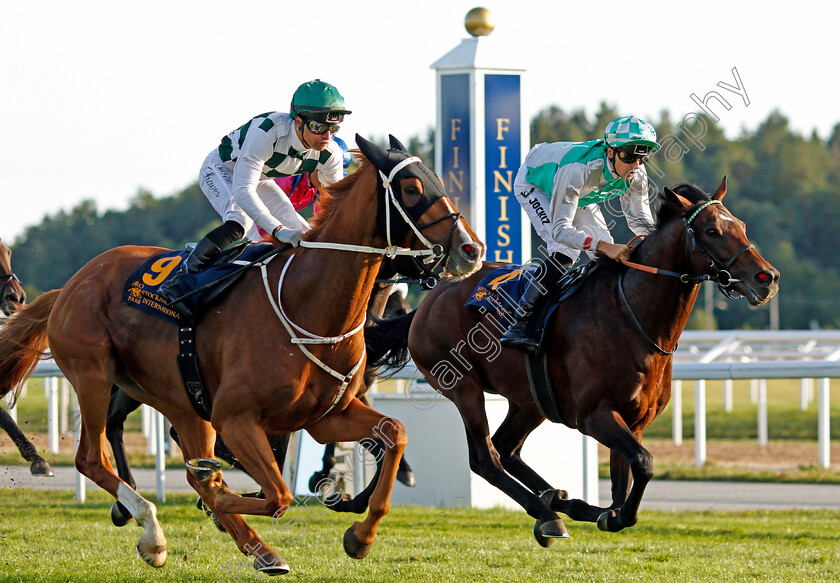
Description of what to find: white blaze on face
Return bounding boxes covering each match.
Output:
[441,197,485,259]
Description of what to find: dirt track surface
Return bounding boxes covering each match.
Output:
[601,438,840,471]
[2,432,839,472]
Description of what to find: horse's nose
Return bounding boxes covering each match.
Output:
[5,287,24,306]
[460,242,481,263]
[754,269,779,287]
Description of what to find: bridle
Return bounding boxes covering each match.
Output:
[265,154,462,419]
[0,272,24,309]
[297,156,453,261]
[618,199,754,355]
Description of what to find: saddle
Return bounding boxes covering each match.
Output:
[466,261,597,423]
[120,242,284,324]
[120,241,288,420]
[466,261,594,346]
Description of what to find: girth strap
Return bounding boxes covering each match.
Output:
[176,322,213,420]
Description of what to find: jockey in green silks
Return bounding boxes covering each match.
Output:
[500,116,661,350]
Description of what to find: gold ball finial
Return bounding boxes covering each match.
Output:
[465,7,495,37]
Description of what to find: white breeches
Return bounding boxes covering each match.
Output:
[198,150,310,241]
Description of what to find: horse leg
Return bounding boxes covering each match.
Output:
[0,405,53,476]
[308,442,337,493]
[322,437,386,514]
[105,386,142,526]
[307,398,406,559]
[555,404,652,532]
[358,389,414,487]
[449,385,569,544]
[491,403,556,496]
[194,415,294,517]
[170,414,290,576]
[69,371,167,567]
[396,449,416,487]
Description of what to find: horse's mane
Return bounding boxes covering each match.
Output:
[303,153,371,242]
[653,183,711,227]
[592,182,712,275]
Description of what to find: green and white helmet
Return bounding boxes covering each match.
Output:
[604,116,660,154]
[290,79,352,123]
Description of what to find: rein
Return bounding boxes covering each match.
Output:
[617,199,754,355]
[620,200,753,288]
[257,155,459,418]
[297,156,446,261]
[259,254,365,420]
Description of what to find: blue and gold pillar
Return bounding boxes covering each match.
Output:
[432,7,531,264]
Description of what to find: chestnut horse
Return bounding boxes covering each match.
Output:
[366,179,779,544]
[0,135,483,574]
[0,239,53,476]
[104,258,418,530]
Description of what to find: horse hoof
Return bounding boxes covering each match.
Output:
[253,551,290,576]
[186,458,222,482]
[29,460,54,477]
[343,525,373,559]
[532,521,555,547]
[538,489,568,509]
[597,510,622,532]
[136,543,167,568]
[196,496,227,533]
[308,471,329,493]
[534,518,570,546]
[110,502,132,527]
[397,468,416,487]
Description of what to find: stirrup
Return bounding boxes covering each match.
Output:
[500,322,539,350]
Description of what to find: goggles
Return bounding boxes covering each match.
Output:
[303,118,340,135]
[615,145,652,164]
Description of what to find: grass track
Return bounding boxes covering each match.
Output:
[0,489,838,582]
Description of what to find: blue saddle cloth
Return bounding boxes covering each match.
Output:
[121,243,276,324]
[465,262,594,334]
[465,264,533,325]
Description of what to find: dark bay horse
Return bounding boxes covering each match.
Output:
[0,239,53,477]
[366,179,778,544]
[0,135,483,574]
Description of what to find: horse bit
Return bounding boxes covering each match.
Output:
[618,199,754,355]
[0,273,24,308]
[257,156,459,419]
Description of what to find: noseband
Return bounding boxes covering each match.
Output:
[0,273,24,305]
[618,199,754,355]
[683,200,754,299]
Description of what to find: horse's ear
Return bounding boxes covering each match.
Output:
[356,134,389,170]
[388,135,409,153]
[712,175,727,201]
[663,187,692,210]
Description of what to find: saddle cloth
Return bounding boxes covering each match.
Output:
[465,262,594,343]
[120,242,276,324]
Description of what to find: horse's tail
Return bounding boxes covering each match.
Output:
[0,289,60,406]
[365,310,416,371]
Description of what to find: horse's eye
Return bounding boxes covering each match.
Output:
[402,185,423,206]
[704,228,719,237]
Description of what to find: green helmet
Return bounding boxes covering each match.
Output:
[289,79,351,123]
[604,116,660,153]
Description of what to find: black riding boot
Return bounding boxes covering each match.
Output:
[157,221,244,316]
[500,253,573,350]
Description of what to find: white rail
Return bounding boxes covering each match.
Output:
[19,334,840,499]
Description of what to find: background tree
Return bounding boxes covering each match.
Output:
[10,108,840,329]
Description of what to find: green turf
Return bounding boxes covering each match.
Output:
[0,489,837,582]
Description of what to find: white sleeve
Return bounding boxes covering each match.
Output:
[231,131,283,234]
[549,163,598,250]
[316,145,344,186]
[621,167,655,236]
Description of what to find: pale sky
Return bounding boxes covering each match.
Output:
[2,0,836,243]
